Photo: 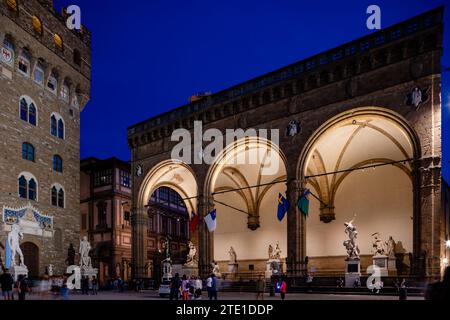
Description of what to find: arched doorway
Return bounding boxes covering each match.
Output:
[20,242,39,278]
[135,160,198,280]
[298,108,419,275]
[205,137,288,274]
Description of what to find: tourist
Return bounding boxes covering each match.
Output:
[399,278,408,300]
[210,274,218,300]
[118,277,124,292]
[306,273,313,292]
[426,267,450,300]
[81,276,89,295]
[336,278,344,289]
[0,269,14,300]
[17,275,29,301]
[39,275,51,299]
[280,277,287,300]
[181,274,189,300]
[91,275,98,295]
[60,283,70,300]
[206,274,213,299]
[256,274,265,300]
[194,276,203,299]
[169,273,181,300]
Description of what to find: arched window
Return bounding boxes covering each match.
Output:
[19,96,37,126]
[47,74,57,94]
[18,172,38,201]
[19,176,27,199]
[22,142,35,162]
[57,119,64,139]
[51,186,57,206]
[28,103,36,125]
[28,178,37,200]
[51,184,65,208]
[20,98,28,121]
[18,49,30,76]
[50,115,57,136]
[53,155,63,172]
[32,16,42,35]
[58,189,64,208]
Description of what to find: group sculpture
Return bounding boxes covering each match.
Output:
[184,241,198,267]
[343,216,360,260]
[371,233,396,258]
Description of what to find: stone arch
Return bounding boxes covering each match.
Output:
[204,136,288,268]
[296,107,421,273]
[138,160,198,218]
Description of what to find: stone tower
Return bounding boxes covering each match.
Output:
[0,0,90,277]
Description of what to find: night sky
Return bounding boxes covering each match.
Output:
[54,0,450,181]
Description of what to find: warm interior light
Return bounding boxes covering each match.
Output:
[444,258,449,265]
[446,240,450,248]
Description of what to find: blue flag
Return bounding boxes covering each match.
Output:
[277,193,290,221]
[204,209,217,232]
[5,238,11,269]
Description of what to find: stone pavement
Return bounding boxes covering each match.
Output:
[23,290,423,300]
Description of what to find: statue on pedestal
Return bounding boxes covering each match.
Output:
[228,246,237,264]
[372,232,386,256]
[273,242,282,261]
[79,236,92,268]
[268,245,274,260]
[211,261,221,277]
[343,216,360,260]
[386,236,396,258]
[8,225,25,266]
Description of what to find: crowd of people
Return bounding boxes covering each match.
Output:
[169,273,211,300]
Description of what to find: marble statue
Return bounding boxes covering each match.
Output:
[8,224,25,266]
[47,264,54,277]
[386,236,396,258]
[287,120,300,137]
[184,241,198,267]
[211,261,221,277]
[66,243,76,266]
[268,245,274,260]
[273,242,282,261]
[229,246,237,264]
[372,232,385,256]
[343,216,360,260]
[79,236,92,267]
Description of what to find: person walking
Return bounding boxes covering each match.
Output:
[17,275,29,301]
[60,283,70,300]
[210,274,218,300]
[169,273,181,301]
[91,276,98,295]
[0,269,14,300]
[256,275,265,300]
[306,274,313,292]
[206,274,213,300]
[426,266,450,300]
[399,278,407,300]
[181,274,189,300]
[194,276,203,299]
[280,277,287,301]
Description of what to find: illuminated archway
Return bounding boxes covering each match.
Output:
[205,137,288,269]
[138,160,198,218]
[297,107,420,273]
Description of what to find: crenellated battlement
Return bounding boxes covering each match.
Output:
[1,0,90,77]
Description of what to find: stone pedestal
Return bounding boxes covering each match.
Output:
[228,263,238,274]
[373,255,389,277]
[388,256,397,276]
[162,259,173,281]
[182,264,199,278]
[10,265,28,282]
[344,260,361,288]
[265,260,282,278]
[80,265,98,281]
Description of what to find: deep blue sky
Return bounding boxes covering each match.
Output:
[55,0,449,181]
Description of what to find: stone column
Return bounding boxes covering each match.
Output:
[131,207,148,280]
[286,179,305,277]
[198,195,214,278]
